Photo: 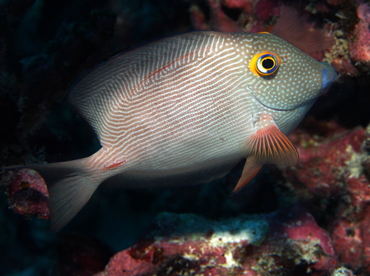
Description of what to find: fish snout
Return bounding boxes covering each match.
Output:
[321,62,337,91]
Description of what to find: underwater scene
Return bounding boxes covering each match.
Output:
[0,0,369,275]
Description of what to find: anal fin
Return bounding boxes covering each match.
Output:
[232,158,263,193]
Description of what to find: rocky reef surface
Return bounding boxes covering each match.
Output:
[1,0,370,275]
[96,209,338,276]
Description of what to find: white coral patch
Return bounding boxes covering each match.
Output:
[345,145,367,178]
[209,219,268,247]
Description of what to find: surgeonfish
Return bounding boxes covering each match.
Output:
[6,31,337,231]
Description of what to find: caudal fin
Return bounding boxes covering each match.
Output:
[27,159,99,231]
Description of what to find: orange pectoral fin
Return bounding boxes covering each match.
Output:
[232,114,298,193]
[247,117,299,166]
[232,157,263,193]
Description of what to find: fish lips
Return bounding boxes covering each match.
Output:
[321,62,337,92]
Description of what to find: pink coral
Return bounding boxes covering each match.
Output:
[190,0,335,61]
[4,168,50,219]
[190,0,246,32]
[96,208,338,276]
[349,3,370,70]
[254,0,280,21]
[264,207,338,273]
[281,120,370,272]
[284,123,366,198]
[189,0,370,76]
[331,176,370,272]
[221,0,254,12]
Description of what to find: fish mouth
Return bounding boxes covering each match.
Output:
[321,62,337,91]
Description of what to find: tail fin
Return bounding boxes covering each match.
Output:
[29,159,100,231]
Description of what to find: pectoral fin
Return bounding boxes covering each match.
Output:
[247,114,299,166]
[232,114,299,193]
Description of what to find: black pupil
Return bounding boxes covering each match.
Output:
[262,58,274,69]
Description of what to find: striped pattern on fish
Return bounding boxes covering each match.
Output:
[5,31,337,230]
[72,33,253,175]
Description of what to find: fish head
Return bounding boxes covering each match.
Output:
[245,32,337,111]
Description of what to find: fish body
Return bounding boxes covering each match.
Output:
[9,31,337,230]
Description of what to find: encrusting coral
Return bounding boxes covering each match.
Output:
[96,208,337,276]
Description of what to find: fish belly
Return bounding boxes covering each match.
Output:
[103,158,241,189]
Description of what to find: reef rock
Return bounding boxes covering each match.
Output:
[282,121,370,273]
[3,168,50,220]
[96,207,338,276]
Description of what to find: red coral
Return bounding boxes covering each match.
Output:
[221,0,254,13]
[282,120,370,272]
[189,0,370,76]
[190,0,334,61]
[4,168,50,219]
[95,238,231,276]
[331,177,370,272]
[285,125,366,198]
[191,0,245,32]
[349,3,370,71]
[254,0,280,22]
[332,218,364,270]
[264,207,338,274]
[332,203,370,272]
[331,55,359,77]
[96,208,338,276]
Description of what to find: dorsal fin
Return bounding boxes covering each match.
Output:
[272,5,334,55]
[68,31,225,146]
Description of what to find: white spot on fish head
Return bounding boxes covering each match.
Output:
[243,33,336,111]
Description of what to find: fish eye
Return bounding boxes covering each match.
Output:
[250,52,280,77]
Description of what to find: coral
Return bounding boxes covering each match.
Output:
[284,123,367,199]
[326,29,358,76]
[190,0,370,76]
[96,207,338,276]
[349,3,370,72]
[3,168,49,219]
[95,212,269,276]
[331,191,370,272]
[280,120,370,273]
[190,0,265,32]
[191,0,246,32]
[325,1,370,76]
[331,267,355,276]
[190,0,338,62]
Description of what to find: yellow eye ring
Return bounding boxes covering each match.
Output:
[250,52,281,77]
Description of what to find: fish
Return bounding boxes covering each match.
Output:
[5,31,337,231]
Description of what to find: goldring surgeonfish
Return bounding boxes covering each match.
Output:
[6,31,337,230]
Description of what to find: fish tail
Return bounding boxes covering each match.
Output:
[29,158,99,231]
